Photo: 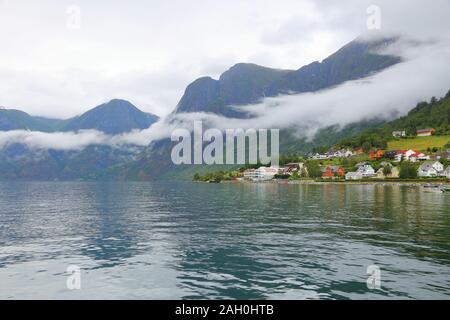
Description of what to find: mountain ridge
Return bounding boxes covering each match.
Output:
[175,37,401,117]
[0,99,159,134]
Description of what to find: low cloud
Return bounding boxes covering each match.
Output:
[0,130,110,151]
[170,37,450,139]
[0,119,177,150]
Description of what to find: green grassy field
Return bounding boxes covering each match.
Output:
[387,136,450,151]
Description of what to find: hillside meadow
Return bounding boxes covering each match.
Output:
[387,135,450,151]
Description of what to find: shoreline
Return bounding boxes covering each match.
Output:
[220,179,450,187]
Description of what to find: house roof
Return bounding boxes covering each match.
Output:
[418,161,441,171]
[417,128,434,133]
[321,165,343,173]
[397,149,423,157]
[357,164,374,172]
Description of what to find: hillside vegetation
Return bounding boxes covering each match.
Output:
[336,90,450,151]
[387,136,450,151]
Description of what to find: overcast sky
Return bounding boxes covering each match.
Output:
[0,0,449,119]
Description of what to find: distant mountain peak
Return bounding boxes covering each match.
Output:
[64,99,159,135]
[0,99,159,134]
[175,36,402,117]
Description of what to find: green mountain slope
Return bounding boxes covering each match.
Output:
[335,90,450,150]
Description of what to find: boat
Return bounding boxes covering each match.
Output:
[423,185,441,189]
[423,185,444,193]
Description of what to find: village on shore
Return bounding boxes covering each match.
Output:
[194,128,450,184]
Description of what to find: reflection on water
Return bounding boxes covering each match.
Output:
[0,182,449,299]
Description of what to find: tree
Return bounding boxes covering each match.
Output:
[383,166,392,176]
[306,162,322,178]
[399,162,417,179]
[362,141,372,153]
[288,171,300,180]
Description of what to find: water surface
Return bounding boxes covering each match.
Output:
[0,182,449,299]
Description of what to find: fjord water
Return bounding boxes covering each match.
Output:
[0,182,449,300]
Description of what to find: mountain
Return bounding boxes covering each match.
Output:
[0,143,143,181]
[0,36,426,181]
[0,99,159,180]
[175,37,401,117]
[265,37,400,95]
[102,37,406,180]
[0,99,159,134]
[116,92,450,182]
[0,109,66,132]
[63,99,159,134]
[175,64,292,117]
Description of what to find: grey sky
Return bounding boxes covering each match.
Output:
[0,0,449,119]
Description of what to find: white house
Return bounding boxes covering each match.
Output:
[417,161,444,177]
[392,131,406,138]
[357,165,376,178]
[395,150,429,162]
[440,166,450,179]
[279,163,306,176]
[243,169,256,180]
[310,149,353,160]
[345,172,363,180]
[252,167,279,181]
[331,149,354,158]
[342,149,354,158]
[311,153,329,160]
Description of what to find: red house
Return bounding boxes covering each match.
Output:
[322,166,346,178]
[322,167,334,178]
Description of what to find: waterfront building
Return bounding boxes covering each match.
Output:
[417,161,444,177]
